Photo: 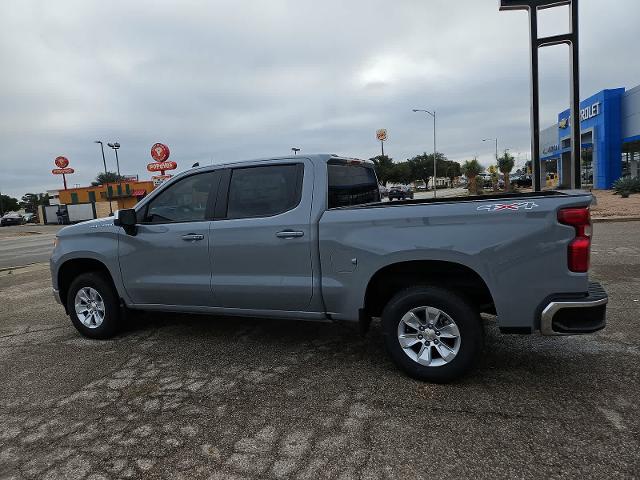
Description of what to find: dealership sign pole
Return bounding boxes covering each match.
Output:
[500,0,580,191]
[52,156,74,190]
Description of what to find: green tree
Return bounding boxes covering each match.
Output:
[388,161,414,185]
[20,193,50,213]
[408,152,448,190]
[461,159,484,195]
[370,155,394,186]
[93,171,125,186]
[497,151,516,192]
[0,194,20,215]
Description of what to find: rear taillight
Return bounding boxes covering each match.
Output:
[558,207,591,273]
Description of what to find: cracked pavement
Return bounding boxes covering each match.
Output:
[0,222,639,479]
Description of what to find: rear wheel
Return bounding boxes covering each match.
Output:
[67,272,120,339]
[381,286,483,382]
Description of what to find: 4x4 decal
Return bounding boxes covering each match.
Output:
[477,201,539,212]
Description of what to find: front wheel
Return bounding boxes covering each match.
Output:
[67,272,121,339]
[381,286,484,382]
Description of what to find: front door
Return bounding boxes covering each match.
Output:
[210,162,313,311]
[119,170,221,306]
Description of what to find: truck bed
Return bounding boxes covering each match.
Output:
[339,190,570,210]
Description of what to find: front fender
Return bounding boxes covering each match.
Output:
[50,228,130,305]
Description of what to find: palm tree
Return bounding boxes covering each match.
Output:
[461,159,484,195]
[488,165,499,192]
[497,151,516,192]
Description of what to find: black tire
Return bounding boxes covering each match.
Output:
[381,286,483,383]
[67,271,121,339]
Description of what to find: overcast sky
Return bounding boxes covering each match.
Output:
[1,0,639,198]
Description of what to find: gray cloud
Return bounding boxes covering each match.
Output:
[1,0,638,197]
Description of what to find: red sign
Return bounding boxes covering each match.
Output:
[52,168,75,175]
[55,156,69,168]
[147,161,177,172]
[151,143,170,162]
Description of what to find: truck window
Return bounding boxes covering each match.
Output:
[328,161,380,208]
[226,164,303,219]
[145,171,219,223]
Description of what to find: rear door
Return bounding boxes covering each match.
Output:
[210,161,313,311]
[119,170,221,306]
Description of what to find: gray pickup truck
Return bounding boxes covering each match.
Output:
[50,154,608,382]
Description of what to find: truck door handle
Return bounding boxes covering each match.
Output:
[276,230,304,239]
[181,233,205,241]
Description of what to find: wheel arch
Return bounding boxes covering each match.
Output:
[363,260,495,320]
[57,258,118,313]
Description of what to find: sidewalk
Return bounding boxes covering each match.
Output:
[0,224,63,239]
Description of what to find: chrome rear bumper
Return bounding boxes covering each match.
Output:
[540,282,608,336]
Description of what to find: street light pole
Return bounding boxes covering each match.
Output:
[114,149,120,176]
[413,108,437,199]
[94,140,108,174]
[107,142,121,176]
[94,140,113,215]
[107,142,122,214]
[483,138,499,162]
[291,147,300,156]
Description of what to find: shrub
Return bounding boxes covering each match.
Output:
[613,177,640,195]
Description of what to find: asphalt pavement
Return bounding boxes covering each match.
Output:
[0,222,638,479]
[0,225,62,270]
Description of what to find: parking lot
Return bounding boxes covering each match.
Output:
[1,221,639,479]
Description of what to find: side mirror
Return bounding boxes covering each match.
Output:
[114,209,138,235]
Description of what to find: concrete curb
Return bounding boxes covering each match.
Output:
[592,216,640,223]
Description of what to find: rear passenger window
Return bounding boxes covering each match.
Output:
[328,161,380,208]
[226,164,302,219]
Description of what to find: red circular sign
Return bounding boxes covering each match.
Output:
[55,156,69,168]
[151,143,170,162]
[147,161,177,172]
